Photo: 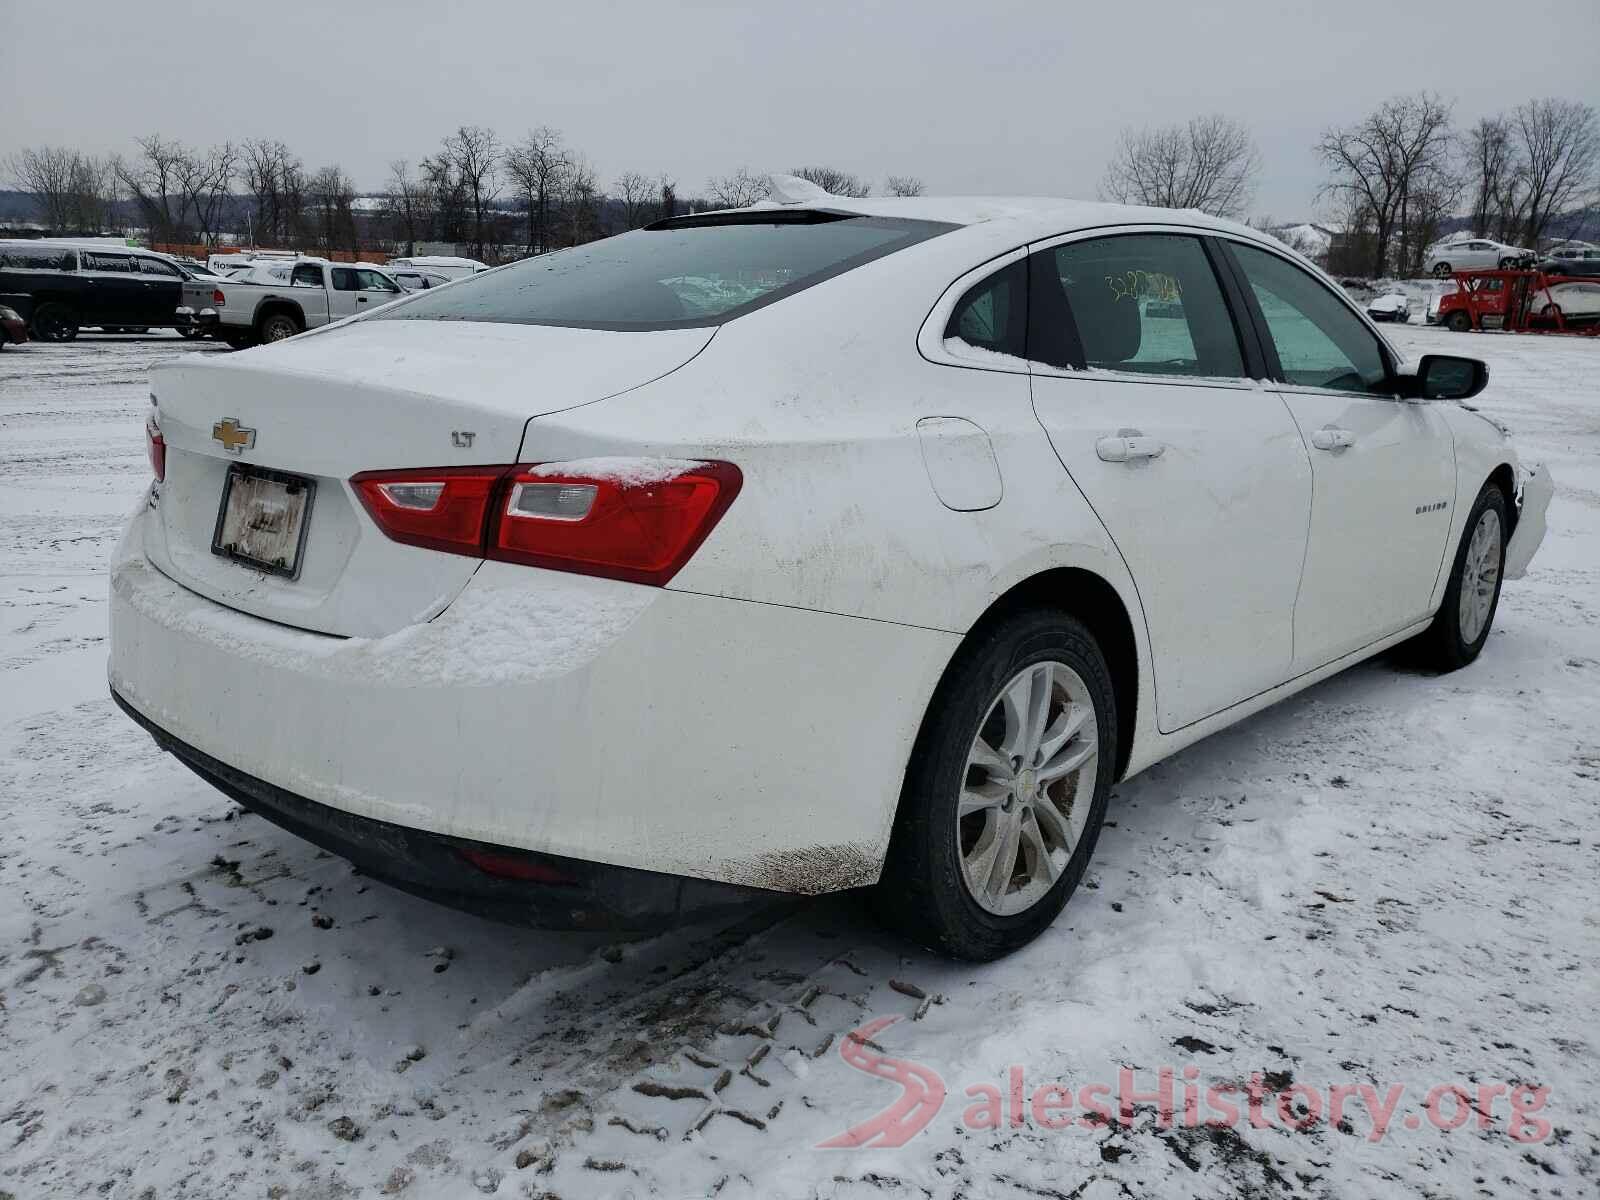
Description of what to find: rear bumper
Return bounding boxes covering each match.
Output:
[109,505,956,896]
[112,689,769,930]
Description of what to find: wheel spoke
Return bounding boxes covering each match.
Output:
[1038,738,1096,783]
[1035,701,1090,767]
[968,735,1012,779]
[958,780,1009,817]
[1021,816,1059,884]
[983,814,1022,900]
[1031,792,1078,852]
[998,669,1038,761]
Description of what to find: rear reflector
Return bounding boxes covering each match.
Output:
[350,460,741,586]
[456,846,577,885]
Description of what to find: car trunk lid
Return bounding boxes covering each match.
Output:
[143,319,714,637]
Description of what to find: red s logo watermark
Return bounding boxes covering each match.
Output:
[817,1016,947,1148]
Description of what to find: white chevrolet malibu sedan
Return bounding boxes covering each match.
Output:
[110,194,1553,960]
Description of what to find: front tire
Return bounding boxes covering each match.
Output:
[874,610,1116,961]
[1415,483,1508,671]
[1446,310,1472,333]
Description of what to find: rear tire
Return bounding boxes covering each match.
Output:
[1432,262,1453,278]
[873,610,1117,961]
[1414,483,1508,671]
[257,311,302,343]
[31,302,79,342]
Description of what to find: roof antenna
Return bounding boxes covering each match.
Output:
[766,173,831,205]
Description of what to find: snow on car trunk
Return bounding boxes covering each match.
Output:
[143,319,715,638]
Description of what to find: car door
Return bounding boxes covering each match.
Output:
[327,266,362,319]
[355,268,403,311]
[1027,231,1313,732]
[80,252,145,325]
[135,255,184,324]
[1220,240,1456,671]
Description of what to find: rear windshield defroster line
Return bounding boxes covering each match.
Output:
[372,213,955,332]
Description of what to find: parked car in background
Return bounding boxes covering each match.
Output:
[1426,238,1535,276]
[0,240,211,341]
[1535,247,1600,277]
[112,196,1551,959]
[198,258,406,348]
[386,254,489,280]
[1365,288,1412,323]
[1536,281,1600,325]
[0,300,28,349]
[390,267,454,292]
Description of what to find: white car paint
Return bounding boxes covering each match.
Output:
[1365,291,1411,321]
[109,197,1551,899]
[1540,280,1600,319]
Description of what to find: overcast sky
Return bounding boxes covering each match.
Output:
[4,0,1596,220]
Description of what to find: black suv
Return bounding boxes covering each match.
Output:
[0,241,210,340]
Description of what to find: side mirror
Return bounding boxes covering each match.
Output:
[1399,354,1488,401]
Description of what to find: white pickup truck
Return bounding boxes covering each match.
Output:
[197,259,405,348]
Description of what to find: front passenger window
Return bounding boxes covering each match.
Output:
[1229,243,1390,394]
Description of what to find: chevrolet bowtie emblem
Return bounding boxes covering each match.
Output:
[213,418,255,454]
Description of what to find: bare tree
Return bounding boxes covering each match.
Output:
[383,159,434,255]
[705,167,770,208]
[1100,114,1260,219]
[1316,94,1455,276]
[1512,98,1599,248]
[504,127,568,254]
[556,156,601,247]
[174,143,238,248]
[442,126,501,260]
[612,170,657,230]
[420,152,467,245]
[239,139,304,246]
[308,165,358,256]
[658,176,678,221]
[792,165,871,197]
[117,134,190,243]
[884,175,925,197]
[1465,116,1516,240]
[5,146,79,230]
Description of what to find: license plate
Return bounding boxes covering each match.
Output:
[211,465,316,579]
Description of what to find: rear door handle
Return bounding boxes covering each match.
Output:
[1096,433,1165,463]
[357,296,368,303]
[1310,426,1356,451]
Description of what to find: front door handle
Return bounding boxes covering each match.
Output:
[357,296,368,303]
[1310,426,1356,451]
[1096,433,1165,463]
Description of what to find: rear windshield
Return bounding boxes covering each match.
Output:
[373,212,953,331]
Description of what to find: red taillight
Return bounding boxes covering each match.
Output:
[146,413,165,482]
[350,467,505,556]
[211,288,226,306]
[349,460,741,586]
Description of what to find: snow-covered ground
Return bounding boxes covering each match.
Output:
[2,329,1597,1200]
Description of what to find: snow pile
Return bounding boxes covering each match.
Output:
[527,456,708,486]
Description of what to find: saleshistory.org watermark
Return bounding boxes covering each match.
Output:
[819,1017,1553,1149]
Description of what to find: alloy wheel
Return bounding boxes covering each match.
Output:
[958,661,1098,916]
[1458,509,1501,644]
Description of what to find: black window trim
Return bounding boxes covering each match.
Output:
[1210,234,1401,396]
[1024,228,1258,387]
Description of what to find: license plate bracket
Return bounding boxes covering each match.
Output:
[211,464,316,579]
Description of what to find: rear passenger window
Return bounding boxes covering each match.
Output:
[331,268,359,291]
[943,260,1027,361]
[291,264,322,288]
[1029,234,1245,379]
[85,253,136,273]
[1229,243,1389,394]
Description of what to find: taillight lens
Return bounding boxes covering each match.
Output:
[146,413,165,482]
[211,288,226,306]
[349,460,741,586]
[350,467,505,556]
